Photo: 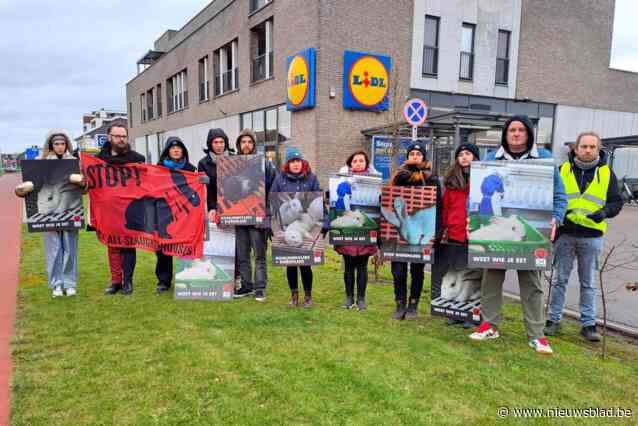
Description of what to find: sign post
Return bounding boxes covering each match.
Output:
[403,98,428,142]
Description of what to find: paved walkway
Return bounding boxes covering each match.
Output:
[0,173,22,425]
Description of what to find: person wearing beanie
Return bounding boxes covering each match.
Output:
[433,143,481,328]
[154,137,197,294]
[15,130,85,297]
[469,115,567,355]
[334,150,378,311]
[388,141,442,320]
[99,124,145,296]
[233,129,277,302]
[270,147,321,307]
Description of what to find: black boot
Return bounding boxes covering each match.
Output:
[121,280,133,295]
[104,283,121,295]
[392,301,407,320]
[156,282,170,294]
[405,300,419,320]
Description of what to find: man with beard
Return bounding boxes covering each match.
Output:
[99,124,145,296]
[233,129,276,301]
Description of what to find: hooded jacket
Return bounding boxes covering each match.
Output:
[158,137,196,172]
[234,129,276,197]
[486,115,567,224]
[198,128,232,211]
[41,129,75,160]
[558,149,622,238]
[271,160,320,193]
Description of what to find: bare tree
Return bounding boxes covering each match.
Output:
[597,239,638,359]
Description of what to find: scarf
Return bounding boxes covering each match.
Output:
[162,159,186,170]
[573,155,600,171]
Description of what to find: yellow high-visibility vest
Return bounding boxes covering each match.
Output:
[559,162,610,234]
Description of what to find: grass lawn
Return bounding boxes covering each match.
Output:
[11,227,638,425]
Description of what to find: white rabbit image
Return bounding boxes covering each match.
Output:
[330,210,366,228]
[469,215,526,242]
[284,218,314,247]
[175,258,218,281]
[278,193,304,226]
[36,181,82,216]
[307,196,324,222]
[441,269,482,302]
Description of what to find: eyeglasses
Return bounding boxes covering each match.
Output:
[111,135,127,139]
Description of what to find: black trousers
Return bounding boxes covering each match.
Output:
[155,251,173,287]
[391,262,425,303]
[287,266,313,292]
[121,248,136,284]
[343,255,369,300]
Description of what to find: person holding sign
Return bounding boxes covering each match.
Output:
[154,137,198,294]
[334,151,378,310]
[14,130,85,297]
[271,148,321,308]
[388,141,441,320]
[469,115,566,355]
[198,128,233,222]
[233,129,276,301]
[99,124,146,296]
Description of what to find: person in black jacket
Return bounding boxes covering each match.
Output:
[99,124,145,296]
[198,128,233,220]
[155,137,197,293]
[546,131,623,342]
[388,141,442,320]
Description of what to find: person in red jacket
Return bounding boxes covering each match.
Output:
[334,151,379,310]
[439,143,481,327]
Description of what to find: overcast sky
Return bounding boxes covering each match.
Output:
[1,0,637,154]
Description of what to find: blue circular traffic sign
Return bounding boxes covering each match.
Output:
[403,98,428,127]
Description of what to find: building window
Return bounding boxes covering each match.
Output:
[167,69,188,113]
[146,88,154,120]
[422,15,439,76]
[459,23,475,81]
[140,93,146,123]
[240,104,290,166]
[250,19,273,83]
[214,39,239,96]
[199,55,210,102]
[249,0,272,14]
[496,30,510,85]
[156,83,162,117]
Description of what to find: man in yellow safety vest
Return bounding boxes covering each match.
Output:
[545,132,623,342]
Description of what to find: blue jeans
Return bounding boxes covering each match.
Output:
[43,230,79,289]
[549,234,603,327]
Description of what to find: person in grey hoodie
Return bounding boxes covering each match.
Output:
[15,130,85,297]
[233,129,276,302]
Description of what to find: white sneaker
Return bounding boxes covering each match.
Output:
[528,337,554,355]
[65,287,77,297]
[52,286,63,298]
[469,322,500,341]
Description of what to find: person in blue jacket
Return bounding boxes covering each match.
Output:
[469,115,567,355]
[271,147,321,307]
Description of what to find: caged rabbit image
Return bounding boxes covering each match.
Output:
[469,215,526,242]
[36,180,82,216]
[278,193,304,226]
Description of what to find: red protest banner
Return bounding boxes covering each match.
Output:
[81,153,206,258]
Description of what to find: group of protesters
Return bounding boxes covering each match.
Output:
[14,113,624,355]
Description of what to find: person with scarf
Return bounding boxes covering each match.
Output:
[271,147,321,307]
[99,124,146,296]
[545,132,622,342]
[389,141,442,320]
[155,137,197,293]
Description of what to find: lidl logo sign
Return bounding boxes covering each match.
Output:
[287,48,316,111]
[343,50,391,111]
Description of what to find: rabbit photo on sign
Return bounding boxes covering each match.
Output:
[381,197,436,245]
[470,214,526,242]
[278,193,304,226]
[272,192,324,248]
[440,269,482,302]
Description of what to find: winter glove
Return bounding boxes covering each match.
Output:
[586,209,607,223]
[69,173,84,184]
[15,181,34,197]
[198,175,210,184]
